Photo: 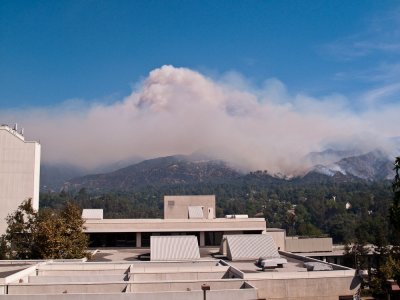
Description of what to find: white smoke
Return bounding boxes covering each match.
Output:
[1,65,399,175]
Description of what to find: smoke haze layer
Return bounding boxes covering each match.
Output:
[1,65,399,175]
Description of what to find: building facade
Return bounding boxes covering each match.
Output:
[84,195,267,247]
[0,125,41,234]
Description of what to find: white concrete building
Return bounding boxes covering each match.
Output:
[0,124,41,234]
[0,194,362,299]
[0,250,361,299]
[83,195,267,247]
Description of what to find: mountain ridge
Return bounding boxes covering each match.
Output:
[311,150,394,180]
[62,155,243,192]
[41,149,397,193]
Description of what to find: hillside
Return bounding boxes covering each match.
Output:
[62,155,242,193]
[312,150,394,180]
[38,151,399,245]
[52,150,396,194]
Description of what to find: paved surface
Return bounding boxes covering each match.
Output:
[88,248,150,262]
[228,256,308,273]
[88,247,222,262]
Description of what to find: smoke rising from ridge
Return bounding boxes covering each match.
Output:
[2,65,399,175]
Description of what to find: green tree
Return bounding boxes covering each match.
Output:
[0,235,8,259]
[5,199,37,259]
[389,156,400,284]
[58,202,89,259]
[33,209,66,258]
[390,156,400,239]
[3,200,89,259]
[365,156,400,297]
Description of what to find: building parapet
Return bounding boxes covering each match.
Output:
[84,218,267,233]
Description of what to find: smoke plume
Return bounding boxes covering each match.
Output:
[2,65,399,175]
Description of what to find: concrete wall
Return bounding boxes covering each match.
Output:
[28,275,126,283]
[130,271,228,281]
[285,237,333,253]
[248,276,360,300]
[1,259,360,300]
[243,252,360,299]
[84,218,266,233]
[0,126,41,235]
[266,229,286,251]
[127,279,249,292]
[37,264,130,276]
[7,282,128,294]
[2,261,257,300]
[2,265,38,285]
[0,289,258,300]
[164,195,215,219]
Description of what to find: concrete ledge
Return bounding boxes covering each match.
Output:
[7,282,128,294]
[4,265,39,284]
[0,288,258,300]
[285,237,333,253]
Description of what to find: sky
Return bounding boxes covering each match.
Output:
[1,1,400,173]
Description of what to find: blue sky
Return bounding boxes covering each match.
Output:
[1,1,399,171]
[1,0,399,109]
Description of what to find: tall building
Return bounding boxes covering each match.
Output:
[0,124,41,235]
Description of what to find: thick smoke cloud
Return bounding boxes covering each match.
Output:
[2,65,399,175]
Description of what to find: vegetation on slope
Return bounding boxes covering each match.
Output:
[40,171,394,245]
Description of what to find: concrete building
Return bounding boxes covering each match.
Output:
[0,194,362,299]
[0,125,41,235]
[0,247,361,299]
[164,195,215,219]
[266,229,348,265]
[84,195,266,248]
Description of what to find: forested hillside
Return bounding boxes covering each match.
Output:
[40,170,394,245]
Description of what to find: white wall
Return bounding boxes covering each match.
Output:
[164,195,215,219]
[285,237,333,253]
[0,126,41,235]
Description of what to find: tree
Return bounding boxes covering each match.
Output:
[58,202,89,259]
[32,209,66,259]
[389,156,400,285]
[390,156,400,238]
[5,199,37,259]
[3,200,89,259]
[0,235,8,259]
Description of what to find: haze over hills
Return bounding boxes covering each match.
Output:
[310,150,395,180]
[304,149,363,166]
[40,147,398,193]
[41,163,86,192]
[61,155,242,193]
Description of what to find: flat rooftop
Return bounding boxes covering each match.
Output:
[86,247,352,275]
[0,260,36,278]
[0,264,34,278]
[0,248,358,299]
[88,247,221,262]
[229,256,308,274]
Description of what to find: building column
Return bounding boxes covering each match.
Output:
[200,231,205,247]
[136,232,141,248]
